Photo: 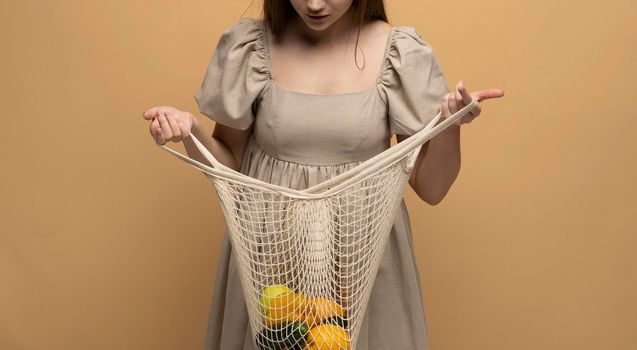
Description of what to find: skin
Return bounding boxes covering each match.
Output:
[288,0,355,41]
[142,0,505,205]
[267,2,391,94]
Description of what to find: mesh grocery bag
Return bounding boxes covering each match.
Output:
[158,101,477,350]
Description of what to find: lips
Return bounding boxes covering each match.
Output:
[307,14,329,21]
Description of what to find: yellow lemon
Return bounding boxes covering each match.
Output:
[262,291,311,327]
[259,284,293,315]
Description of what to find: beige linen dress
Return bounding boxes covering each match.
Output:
[194,18,450,350]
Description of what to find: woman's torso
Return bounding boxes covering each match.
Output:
[250,19,396,167]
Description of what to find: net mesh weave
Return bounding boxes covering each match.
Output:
[158,101,477,350]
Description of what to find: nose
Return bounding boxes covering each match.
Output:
[306,0,326,13]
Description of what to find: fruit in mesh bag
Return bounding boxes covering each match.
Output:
[260,284,294,315]
[305,296,346,328]
[255,320,310,350]
[304,324,351,350]
[321,315,348,329]
[260,287,348,330]
[262,288,311,327]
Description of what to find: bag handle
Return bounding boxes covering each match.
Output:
[156,98,478,197]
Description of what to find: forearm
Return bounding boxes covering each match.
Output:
[182,117,238,171]
[411,124,461,205]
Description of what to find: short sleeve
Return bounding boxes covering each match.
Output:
[194,18,270,130]
[379,26,451,136]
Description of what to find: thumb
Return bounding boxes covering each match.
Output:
[142,107,160,120]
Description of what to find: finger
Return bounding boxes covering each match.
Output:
[143,109,154,120]
[143,106,178,120]
[176,111,192,137]
[472,101,482,117]
[468,92,482,117]
[157,111,174,141]
[149,117,160,139]
[457,81,484,121]
[156,128,166,145]
[473,88,505,102]
[165,112,182,140]
[454,86,468,125]
[457,80,475,106]
[450,88,459,114]
[143,107,163,120]
[441,93,451,118]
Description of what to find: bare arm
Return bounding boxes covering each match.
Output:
[183,114,253,173]
[397,122,461,205]
[397,79,498,205]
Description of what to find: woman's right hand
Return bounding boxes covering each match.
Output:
[142,106,195,145]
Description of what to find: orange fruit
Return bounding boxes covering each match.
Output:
[305,296,345,327]
[306,324,351,350]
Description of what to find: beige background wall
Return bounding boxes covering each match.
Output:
[1,0,635,349]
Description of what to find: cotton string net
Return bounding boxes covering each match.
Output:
[157,101,477,350]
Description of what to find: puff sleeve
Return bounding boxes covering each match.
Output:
[194,18,270,130]
[380,26,451,136]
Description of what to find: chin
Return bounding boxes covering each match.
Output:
[303,20,333,31]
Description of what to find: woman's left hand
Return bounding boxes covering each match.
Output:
[441,80,505,126]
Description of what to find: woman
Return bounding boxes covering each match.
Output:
[143,1,504,349]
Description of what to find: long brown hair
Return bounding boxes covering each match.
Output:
[244,0,390,70]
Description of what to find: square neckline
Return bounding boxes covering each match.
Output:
[258,19,397,97]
